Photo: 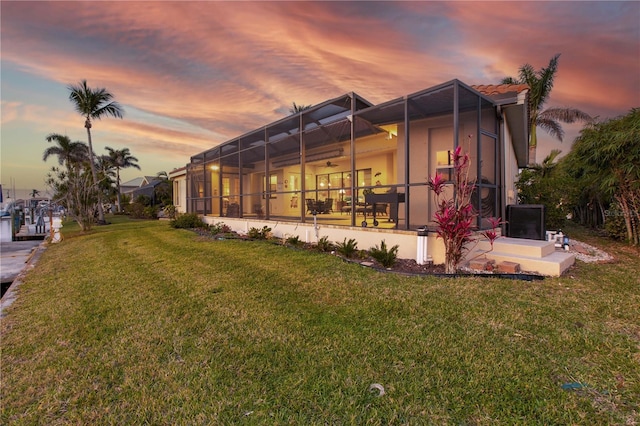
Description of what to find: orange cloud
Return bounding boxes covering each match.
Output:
[1,0,638,188]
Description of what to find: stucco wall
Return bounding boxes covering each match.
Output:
[203,216,448,264]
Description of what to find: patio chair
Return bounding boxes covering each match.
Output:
[322,198,333,214]
[306,198,316,214]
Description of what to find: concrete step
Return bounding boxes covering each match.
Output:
[491,237,556,258]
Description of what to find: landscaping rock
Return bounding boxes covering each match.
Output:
[468,258,495,271]
[497,261,521,273]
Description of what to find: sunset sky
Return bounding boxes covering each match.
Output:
[1,1,639,199]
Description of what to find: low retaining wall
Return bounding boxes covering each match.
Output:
[202,216,447,264]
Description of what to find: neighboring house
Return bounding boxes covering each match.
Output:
[121,176,161,200]
[169,167,187,214]
[131,180,167,206]
[181,79,574,275]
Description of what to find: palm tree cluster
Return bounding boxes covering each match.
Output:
[502,54,592,165]
[43,81,138,230]
[105,147,140,212]
[68,80,124,223]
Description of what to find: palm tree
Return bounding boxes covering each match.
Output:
[68,80,124,223]
[43,133,89,172]
[30,189,40,198]
[289,102,312,114]
[502,54,592,165]
[531,149,562,179]
[105,147,140,212]
[96,155,118,211]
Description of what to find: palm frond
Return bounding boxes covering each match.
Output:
[540,107,593,124]
[92,101,124,120]
[536,53,560,107]
[537,117,565,141]
[289,102,312,114]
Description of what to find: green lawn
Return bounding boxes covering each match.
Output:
[1,217,638,425]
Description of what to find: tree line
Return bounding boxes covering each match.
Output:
[507,55,638,245]
[43,80,169,231]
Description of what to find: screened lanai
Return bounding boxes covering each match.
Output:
[186,79,510,230]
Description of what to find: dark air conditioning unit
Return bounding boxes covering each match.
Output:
[506,204,546,240]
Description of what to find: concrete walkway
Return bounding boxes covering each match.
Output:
[1,240,46,317]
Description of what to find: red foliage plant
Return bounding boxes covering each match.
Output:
[427,139,501,273]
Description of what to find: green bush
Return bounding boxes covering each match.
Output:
[124,202,145,219]
[605,202,629,241]
[209,222,232,235]
[124,195,158,219]
[134,195,152,207]
[170,213,207,229]
[515,151,575,230]
[284,235,303,247]
[369,240,399,268]
[316,236,333,252]
[144,206,159,220]
[336,238,358,258]
[248,226,271,240]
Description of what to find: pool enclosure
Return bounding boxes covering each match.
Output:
[186,79,528,231]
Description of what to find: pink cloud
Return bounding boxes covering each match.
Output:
[1,0,637,182]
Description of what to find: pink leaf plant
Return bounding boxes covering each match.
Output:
[481,217,503,249]
[427,172,447,196]
[426,136,505,273]
[427,137,478,274]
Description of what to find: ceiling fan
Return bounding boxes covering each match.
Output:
[326,161,339,168]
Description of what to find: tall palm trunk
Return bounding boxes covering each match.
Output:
[85,118,106,224]
[115,167,122,213]
[528,123,538,165]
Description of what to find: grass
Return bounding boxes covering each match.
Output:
[1,216,639,425]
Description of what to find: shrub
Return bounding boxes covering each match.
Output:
[285,235,303,247]
[427,143,476,273]
[124,202,145,219]
[336,238,358,258]
[144,206,160,220]
[162,205,177,219]
[316,236,333,252]
[369,240,399,268]
[124,195,158,219]
[170,213,207,229]
[356,249,370,260]
[134,195,152,207]
[209,222,232,235]
[605,202,629,241]
[248,226,271,240]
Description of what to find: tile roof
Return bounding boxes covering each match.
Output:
[471,84,529,96]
